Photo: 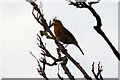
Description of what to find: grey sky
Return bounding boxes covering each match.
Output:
[0,0,119,79]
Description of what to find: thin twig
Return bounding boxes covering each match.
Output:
[91,62,103,80]
[57,64,64,80]
[30,52,48,80]
[88,0,100,6]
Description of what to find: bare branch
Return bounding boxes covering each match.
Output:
[57,64,64,80]
[57,48,62,58]
[91,62,103,80]
[60,56,75,80]
[88,0,100,6]
[48,20,54,28]
[57,73,64,80]
[66,0,120,61]
[91,62,99,80]
[37,34,57,61]
[30,51,39,62]
[40,58,57,66]
[30,52,48,79]
[97,62,103,78]
[37,35,75,79]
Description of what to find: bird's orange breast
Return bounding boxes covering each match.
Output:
[54,25,61,37]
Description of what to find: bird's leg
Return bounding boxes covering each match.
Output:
[57,48,61,58]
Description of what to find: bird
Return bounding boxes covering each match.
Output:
[53,19,84,55]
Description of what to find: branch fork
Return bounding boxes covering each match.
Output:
[91,62,103,80]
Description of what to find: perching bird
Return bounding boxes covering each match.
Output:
[53,19,84,55]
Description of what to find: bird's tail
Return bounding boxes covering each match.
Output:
[76,44,84,55]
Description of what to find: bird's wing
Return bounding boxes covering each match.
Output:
[60,26,78,44]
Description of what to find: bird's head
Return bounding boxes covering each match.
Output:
[53,18,63,26]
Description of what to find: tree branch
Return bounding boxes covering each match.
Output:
[57,73,64,80]
[61,56,75,80]
[66,0,120,61]
[30,52,49,80]
[37,34,58,61]
[37,34,75,79]
[88,0,100,7]
[91,62,103,80]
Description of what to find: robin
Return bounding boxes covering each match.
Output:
[53,19,84,55]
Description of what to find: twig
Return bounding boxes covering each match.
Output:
[91,62,99,80]
[40,59,57,66]
[88,0,100,6]
[57,73,64,80]
[57,64,64,80]
[91,62,103,80]
[37,34,58,61]
[30,52,49,80]
[38,36,75,79]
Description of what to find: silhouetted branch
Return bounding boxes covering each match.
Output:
[61,50,92,80]
[30,52,48,80]
[57,73,64,80]
[37,33,64,66]
[88,0,100,7]
[66,0,120,61]
[61,56,75,80]
[37,33,75,79]
[37,34,57,61]
[57,64,64,80]
[91,62,103,80]
[56,49,75,80]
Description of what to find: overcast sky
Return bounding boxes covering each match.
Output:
[0,0,119,79]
